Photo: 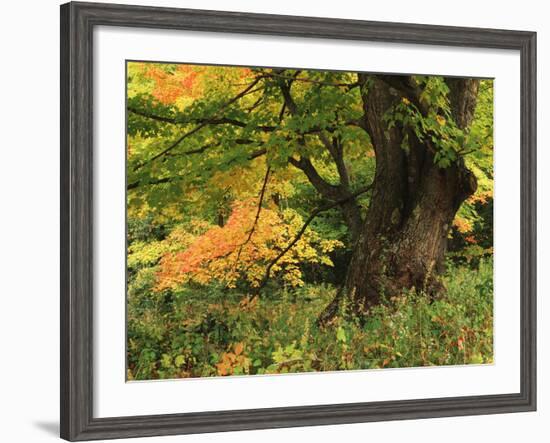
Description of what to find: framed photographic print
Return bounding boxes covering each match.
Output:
[60,1,536,441]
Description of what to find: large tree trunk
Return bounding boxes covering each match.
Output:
[320,76,479,323]
[344,153,477,315]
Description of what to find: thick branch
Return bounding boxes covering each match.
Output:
[319,133,350,188]
[248,148,267,160]
[289,155,363,240]
[444,78,480,129]
[277,76,298,115]
[278,76,348,202]
[288,157,343,201]
[377,74,429,115]
[357,74,409,233]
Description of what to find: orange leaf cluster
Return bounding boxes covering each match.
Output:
[216,343,250,376]
[155,199,342,291]
[453,216,473,234]
[145,64,203,104]
[467,190,493,205]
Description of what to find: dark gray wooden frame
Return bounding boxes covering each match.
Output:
[60,1,537,441]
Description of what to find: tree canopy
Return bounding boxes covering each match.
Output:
[127,62,492,296]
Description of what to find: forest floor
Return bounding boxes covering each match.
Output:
[127,259,493,380]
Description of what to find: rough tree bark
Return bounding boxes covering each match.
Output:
[319,75,480,324]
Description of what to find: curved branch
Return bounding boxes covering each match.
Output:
[288,157,344,201]
[128,107,276,131]
[277,75,298,115]
[318,133,350,188]
[128,146,267,190]
[131,78,267,169]
[234,166,271,264]
[133,125,205,171]
[252,184,373,296]
[127,176,173,191]
[127,107,176,123]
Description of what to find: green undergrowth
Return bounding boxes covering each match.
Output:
[127,258,493,380]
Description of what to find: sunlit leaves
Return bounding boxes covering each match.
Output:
[216,343,251,376]
[155,198,343,291]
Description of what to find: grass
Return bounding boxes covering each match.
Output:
[127,258,493,380]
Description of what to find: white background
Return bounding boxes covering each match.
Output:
[95,27,521,417]
[0,0,547,442]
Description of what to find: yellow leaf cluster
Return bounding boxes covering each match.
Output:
[155,199,344,291]
[452,216,473,234]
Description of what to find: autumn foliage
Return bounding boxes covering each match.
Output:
[155,198,343,291]
[144,64,203,104]
[126,61,494,381]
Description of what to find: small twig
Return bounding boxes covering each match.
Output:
[247,94,264,113]
[252,184,373,297]
[278,102,287,123]
[234,166,271,264]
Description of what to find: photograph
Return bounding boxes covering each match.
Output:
[126,62,494,380]
[0,0,543,441]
